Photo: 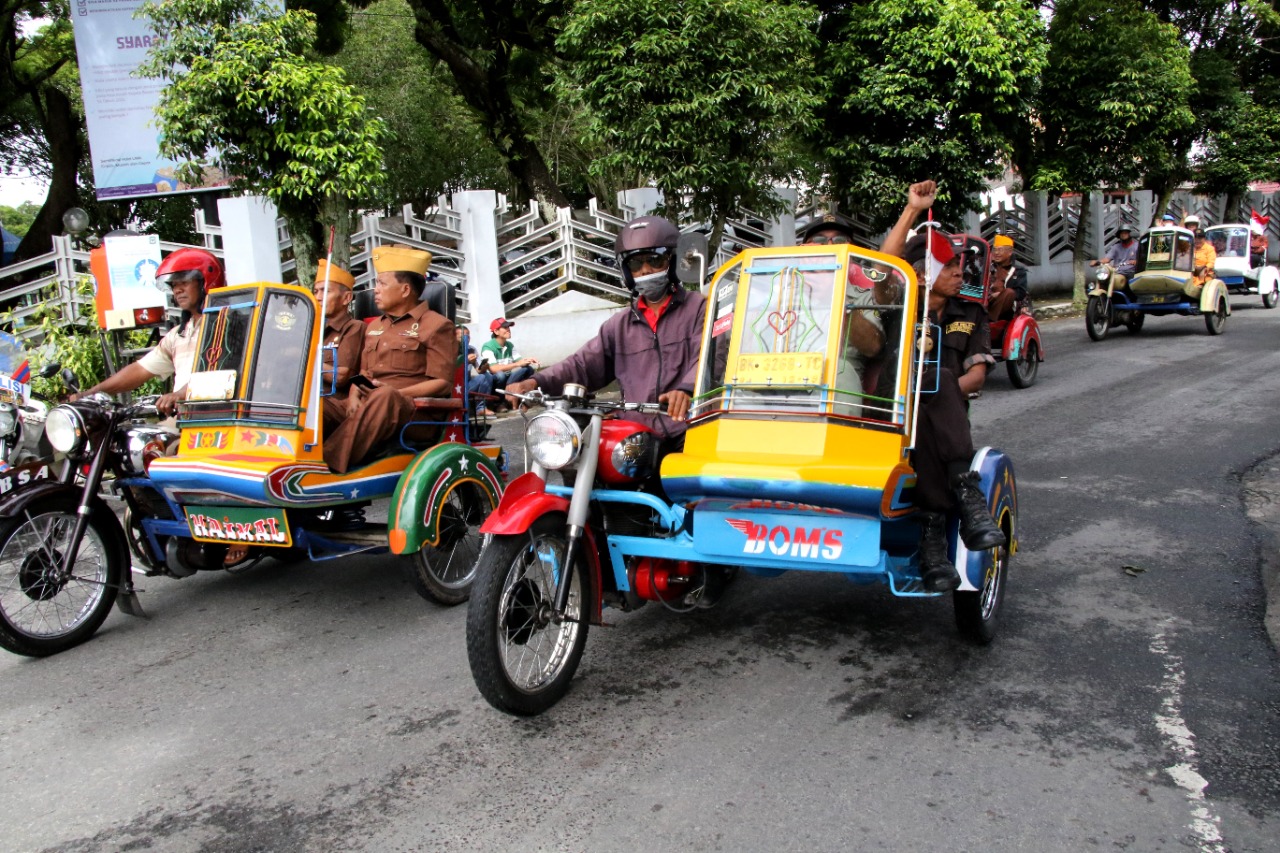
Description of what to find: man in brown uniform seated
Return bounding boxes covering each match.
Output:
[322,246,456,474]
[314,260,364,431]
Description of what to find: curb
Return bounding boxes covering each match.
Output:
[1032,302,1080,320]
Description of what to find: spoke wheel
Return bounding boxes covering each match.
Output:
[1085,296,1111,341]
[1205,298,1228,335]
[954,522,1009,644]
[406,481,493,606]
[466,515,589,716]
[0,501,122,657]
[1005,339,1039,388]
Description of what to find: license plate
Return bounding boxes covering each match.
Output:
[185,505,292,547]
[694,505,881,568]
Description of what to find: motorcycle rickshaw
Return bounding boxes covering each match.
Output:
[1086,225,1231,339]
[954,234,1043,388]
[144,279,505,595]
[465,236,1018,715]
[1203,223,1279,308]
[0,276,504,658]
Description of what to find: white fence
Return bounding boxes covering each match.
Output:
[5,186,1279,353]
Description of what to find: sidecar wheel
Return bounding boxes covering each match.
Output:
[1263,284,1278,309]
[466,515,589,716]
[406,481,493,606]
[1005,339,1038,388]
[1124,312,1145,333]
[1085,296,1111,341]
[0,499,122,657]
[953,522,1009,645]
[1204,298,1227,335]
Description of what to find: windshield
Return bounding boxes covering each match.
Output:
[246,290,314,409]
[1207,227,1248,259]
[195,289,254,377]
[1138,230,1194,273]
[693,249,912,427]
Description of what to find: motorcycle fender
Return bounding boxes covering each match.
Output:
[387,443,504,555]
[479,472,570,536]
[0,476,75,519]
[1199,280,1230,314]
[954,448,1017,592]
[1005,314,1043,361]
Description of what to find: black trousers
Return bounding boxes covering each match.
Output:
[912,367,975,512]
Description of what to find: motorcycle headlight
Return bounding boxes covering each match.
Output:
[46,406,87,454]
[0,403,17,438]
[526,410,582,470]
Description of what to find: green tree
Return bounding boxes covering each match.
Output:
[559,0,820,246]
[1032,0,1195,301]
[1,1,85,263]
[813,0,1045,227]
[387,0,574,210]
[0,201,40,237]
[138,0,387,282]
[334,0,508,206]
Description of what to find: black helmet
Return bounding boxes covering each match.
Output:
[615,215,681,292]
[800,212,855,244]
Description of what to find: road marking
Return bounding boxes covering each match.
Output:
[1150,625,1228,853]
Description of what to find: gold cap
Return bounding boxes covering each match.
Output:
[371,246,431,276]
[314,259,355,289]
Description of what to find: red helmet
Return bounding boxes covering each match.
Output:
[155,247,225,296]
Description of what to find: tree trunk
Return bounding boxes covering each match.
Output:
[1072,193,1091,306]
[14,87,82,263]
[281,200,323,287]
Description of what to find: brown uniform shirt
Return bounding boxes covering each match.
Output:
[322,312,365,393]
[359,300,455,394]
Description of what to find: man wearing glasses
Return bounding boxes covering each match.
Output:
[505,215,706,452]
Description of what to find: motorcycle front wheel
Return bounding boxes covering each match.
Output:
[1085,296,1111,341]
[466,514,589,716]
[0,499,122,657]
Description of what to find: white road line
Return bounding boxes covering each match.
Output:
[1150,624,1229,853]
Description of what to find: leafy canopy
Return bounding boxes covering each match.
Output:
[137,0,387,211]
[559,0,820,226]
[1032,0,1195,193]
[816,0,1045,226]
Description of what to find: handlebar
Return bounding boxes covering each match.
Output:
[508,387,667,416]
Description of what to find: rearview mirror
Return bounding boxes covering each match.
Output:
[38,363,61,379]
[675,232,709,286]
[59,368,80,394]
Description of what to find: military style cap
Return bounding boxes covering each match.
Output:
[371,246,432,276]
[800,211,855,242]
[314,259,355,289]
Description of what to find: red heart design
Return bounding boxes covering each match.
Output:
[768,310,797,335]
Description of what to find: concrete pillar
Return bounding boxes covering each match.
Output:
[1024,191,1052,267]
[767,186,798,247]
[452,190,506,326]
[1134,190,1154,231]
[1087,191,1105,259]
[217,195,283,285]
[618,188,663,218]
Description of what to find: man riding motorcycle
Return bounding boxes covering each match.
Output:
[74,248,225,416]
[505,215,705,455]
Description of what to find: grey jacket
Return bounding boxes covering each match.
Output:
[534,287,706,438]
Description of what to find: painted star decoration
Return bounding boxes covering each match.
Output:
[458,457,469,474]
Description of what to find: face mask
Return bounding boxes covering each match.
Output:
[633,271,670,302]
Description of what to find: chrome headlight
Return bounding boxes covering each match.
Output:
[0,403,17,438]
[121,425,177,475]
[46,406,87,454]
[526,410,582,470]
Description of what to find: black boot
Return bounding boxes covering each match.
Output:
[951,471,1007,551]
[918,512,960,593]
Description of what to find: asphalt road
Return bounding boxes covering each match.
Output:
[3,301,1279,852]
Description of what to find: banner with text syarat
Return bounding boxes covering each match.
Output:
[69,0,230,200]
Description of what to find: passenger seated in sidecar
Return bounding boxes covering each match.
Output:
[324,246,457,473]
